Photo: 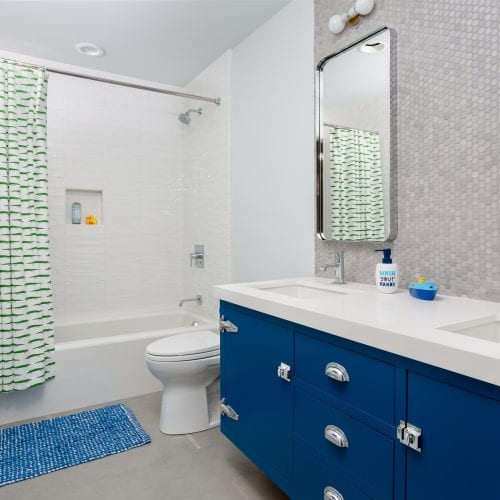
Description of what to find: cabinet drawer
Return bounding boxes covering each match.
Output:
[295,332,395,423]
[294,438,370,500]
[295,388,393,499]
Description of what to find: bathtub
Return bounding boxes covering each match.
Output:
[0,311,218,425]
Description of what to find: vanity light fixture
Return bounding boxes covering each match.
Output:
[75,42,105,57]
[328,0,376,35]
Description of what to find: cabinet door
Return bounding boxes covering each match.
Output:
[220,303,293,482]
[406,372,500,500]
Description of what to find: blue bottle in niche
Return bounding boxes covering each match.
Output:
[71,202,81,224]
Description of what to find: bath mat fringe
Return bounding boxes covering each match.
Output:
[0,403,151,487]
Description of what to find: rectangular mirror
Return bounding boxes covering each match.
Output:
[316,27,395,241]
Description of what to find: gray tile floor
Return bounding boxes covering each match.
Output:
[0,392,288,500]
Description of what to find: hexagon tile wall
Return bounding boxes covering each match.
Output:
[315,0,500,301]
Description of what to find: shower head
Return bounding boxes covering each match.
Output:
[178,112,191,125]
[178,107,202,125]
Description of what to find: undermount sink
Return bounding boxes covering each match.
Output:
[255,283,353,300]
[439,315,500,344]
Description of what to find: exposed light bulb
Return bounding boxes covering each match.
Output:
[328,0,376,35]
[328,14,346,34]
[354,0,375,16]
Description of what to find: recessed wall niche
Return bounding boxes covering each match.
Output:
[65,189,103,225]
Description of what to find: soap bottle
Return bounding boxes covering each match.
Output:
[375,248,398,293]
[71,202,81,224]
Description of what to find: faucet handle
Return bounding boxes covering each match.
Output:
[189,252,203,266]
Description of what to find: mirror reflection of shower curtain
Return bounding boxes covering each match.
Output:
[328,126,385,241]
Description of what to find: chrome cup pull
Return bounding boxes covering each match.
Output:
[324,424,349,448]
[324,486,344,500]
[325,362,349,382]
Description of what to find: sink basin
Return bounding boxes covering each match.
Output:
[439,315,500,343]
[255,283,352,300]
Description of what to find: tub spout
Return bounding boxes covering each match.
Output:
[179,294,202,307]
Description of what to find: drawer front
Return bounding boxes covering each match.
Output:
[295,388,394,499]
[294,438,370,500]
[295,332,395,423]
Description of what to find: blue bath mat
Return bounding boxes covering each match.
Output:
[0,403,151,487]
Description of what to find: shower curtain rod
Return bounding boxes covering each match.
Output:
[2,58,221,105]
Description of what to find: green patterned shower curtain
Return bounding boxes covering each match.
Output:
[328,126,385,241]
[0,60,54,392]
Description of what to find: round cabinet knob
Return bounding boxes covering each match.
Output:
[324,486,344,500]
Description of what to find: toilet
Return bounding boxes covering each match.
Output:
[145,330,220,435]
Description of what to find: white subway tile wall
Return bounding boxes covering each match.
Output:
[48,74,185,324]
[182,52,231,317]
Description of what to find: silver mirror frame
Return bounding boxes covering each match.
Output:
[316,26,397,241]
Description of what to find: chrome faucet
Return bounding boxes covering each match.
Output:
[319,251,346,284]
[179,294,203,307]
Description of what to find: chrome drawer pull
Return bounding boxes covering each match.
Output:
[324,486,344,500]
[324,424,349,448]
[325,362,349,382]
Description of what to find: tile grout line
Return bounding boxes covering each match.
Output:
[185,434,202,450]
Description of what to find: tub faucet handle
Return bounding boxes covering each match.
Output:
[190,244,205,268]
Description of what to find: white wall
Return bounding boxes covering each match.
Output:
[48,74,185,324]
[230,0,315,282]
[182,52,231,317]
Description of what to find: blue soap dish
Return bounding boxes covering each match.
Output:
[409,279,439,301]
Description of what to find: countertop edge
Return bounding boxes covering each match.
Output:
[214,285,500,388]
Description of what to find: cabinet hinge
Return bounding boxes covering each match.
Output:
[220,398,239,421]
[397,420,422,453]
[219,316,238,333]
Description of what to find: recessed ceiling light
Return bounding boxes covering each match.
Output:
[75,42,105,57]
[358,41,386,53]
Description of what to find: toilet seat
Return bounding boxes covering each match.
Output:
[146,330,220,362]
[146,351,220,362]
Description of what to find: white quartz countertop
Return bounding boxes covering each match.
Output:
[214,277,500,387]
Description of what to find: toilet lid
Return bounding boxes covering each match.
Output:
[146,330,220,357]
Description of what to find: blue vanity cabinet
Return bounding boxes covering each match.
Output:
[294,331,396,425]
[292,327,399,500]
[293,438,372,500]
[405,371,500,500]
[219,301,500,500]
[219,302,294,495]
[294,388,395,499]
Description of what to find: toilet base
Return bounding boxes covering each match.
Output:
[159,378,220,435]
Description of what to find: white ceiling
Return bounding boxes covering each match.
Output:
[0,0,290,86]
